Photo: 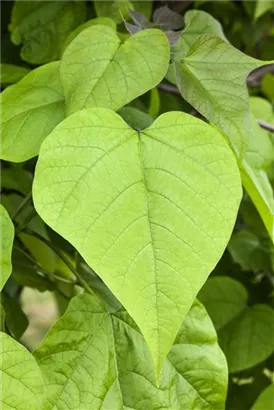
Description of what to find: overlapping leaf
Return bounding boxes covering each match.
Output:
[199,276,274,372]
[60,25,170,116]
[0,332,45,409]
[9,0,86,64]
[0,205,14,291]
[33,108,241,373]
[34,293,228,410]
[0,62,65,162]
[170,33,274,239]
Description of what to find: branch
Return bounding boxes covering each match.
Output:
[257,119,274,132]
[247,64,274,87]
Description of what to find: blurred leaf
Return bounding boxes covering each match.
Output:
[148,87,160,118]
[252,383,274,409]
[1,292,28,340]
[118,106,153,129]
[94,0,133,23]
[0,63,30,85]
[1,167,32,196]
[153,5,184,30]
[254,1,274,20]
[0,205,14,291]
[9,0,86,64]
[262,73,274,104]
[199,276,274,373]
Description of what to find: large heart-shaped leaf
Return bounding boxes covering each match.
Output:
[34,293,228,410]
[33,108,241,373]
[169,35,274,240]
[0,62,65,162]
[0,205,14,291]
[60,26,170,116]
[0,332,45,409]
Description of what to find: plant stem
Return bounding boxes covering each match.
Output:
[22,228,94,295]
[256,119,274,133]
[11,191,32,220]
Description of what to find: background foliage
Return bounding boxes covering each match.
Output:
[1,1,274,409]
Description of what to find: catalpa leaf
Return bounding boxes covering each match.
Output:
[9,0,86,64]
[0,332,44,409]
[0,205,14,291]
[33,108,241,373]
[170,35,274,240]
[34,293,228,410]
[60,26,170,116]
[0,61,65,162]
[199,276,274,373]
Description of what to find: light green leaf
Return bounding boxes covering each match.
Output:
[33,107,241,374]
[61,17,116,54]
[34,293,228,410]
[262,73,274,104]
[60,26,170,116]
[199,276,274,373]
[0,205,14,291]
[170,35,274,239]
[9,0,86,64]
[254,0,274,20]
[0,332,44,409]
[0,63,30,85]
[118,106,153,129]
[173,10,227,55]
[0,61,65,162]
[250,96,274,124]
[252,384,274,410]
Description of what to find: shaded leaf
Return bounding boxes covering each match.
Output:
[199,276,274,373]
[34,293,228,409]
[0,63,30,85]
[0,205,14,291]
[0,62,65,162]
[1,292,28,340]
[33,108,241,374]
[9,0,86,64]
[252,384,274,409]
[153,5,184,30]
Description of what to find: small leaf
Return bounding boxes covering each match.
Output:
[94,0,133,24]
[199,276,274,373]
[9,0,86,64]
[252,384,274,410]
[0,63,30,85]
[0,332,44,409]
[34,293,228,409]
[60,26,170,116]
[118,106,153,129]
[0,61,65,162]
[0,205,14,291]
[33,108,241,374]
[153,5,184,30]
[254,0,274,20]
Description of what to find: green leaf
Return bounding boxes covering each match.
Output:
[250,96,274,125]
[9,0,86,64]
[33,107,241,373]
[170,35,274,240]
[0,332,44,409]
[262,73,274,104]
[118,106,153,129]
[1,167,33,196]
[199,276,248,331]
[252,384,274,410]
[61,17,117,54]
[60,26,170,116]
[0,205,14,291]
[228,230,273,272]
[0,63,30,85]
[1,292,29,340]
[0,61,65,162]
[94,0,152,24]
[199,276,274,372]
[172,10,227,55]
[34,293,228,409]
[254,1,274,20]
